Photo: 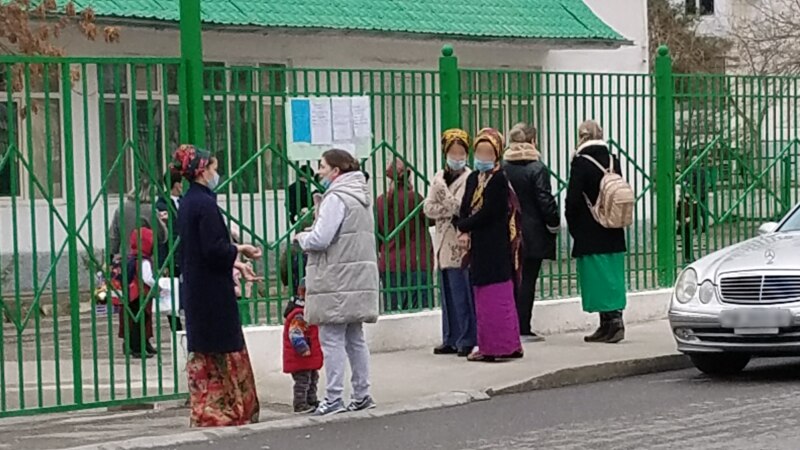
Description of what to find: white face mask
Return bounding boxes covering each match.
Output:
[206,172,220,190]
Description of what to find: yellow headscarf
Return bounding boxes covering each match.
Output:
[441,128,470,153]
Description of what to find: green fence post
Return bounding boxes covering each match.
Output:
[655,46,677,286]
[62,63,83,405]
[439,44,461,131]
[180,0,206,146]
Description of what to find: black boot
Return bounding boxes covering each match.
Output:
[604,311,625,344]
[584,313,609,342]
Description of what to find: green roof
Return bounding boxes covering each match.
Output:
[72,0,626,42]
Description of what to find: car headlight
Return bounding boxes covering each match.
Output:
[698,280,716,304]
[675,268,698,304]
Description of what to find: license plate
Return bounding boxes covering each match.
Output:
[720,308,792,329]
[734,327,779,335]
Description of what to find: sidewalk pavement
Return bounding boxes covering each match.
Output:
[0,319,689,450]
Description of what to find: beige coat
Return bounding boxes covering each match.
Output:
[423,169,471,271]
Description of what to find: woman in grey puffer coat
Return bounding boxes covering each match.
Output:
[294,149,379,417]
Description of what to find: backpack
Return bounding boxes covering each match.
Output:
[580,154,634,229]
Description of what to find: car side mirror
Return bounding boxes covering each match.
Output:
[758,222,779,235]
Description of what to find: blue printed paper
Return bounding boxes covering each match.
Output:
[291,99,311,143]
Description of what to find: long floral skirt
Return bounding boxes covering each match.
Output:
[187,347,260,427]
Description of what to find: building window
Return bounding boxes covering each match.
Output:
[0,64,63,199]
[686,0,714,15]
[460,71,540,138]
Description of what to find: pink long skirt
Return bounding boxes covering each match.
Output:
[473,280,522,357]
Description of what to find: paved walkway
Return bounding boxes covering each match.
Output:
[0,320,681,450]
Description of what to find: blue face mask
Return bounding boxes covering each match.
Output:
[474,159,495,173]
[207,172,220,191]
[447,159,467,171]
[320,177,332,191]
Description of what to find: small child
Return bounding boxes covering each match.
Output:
[282,278,323,414]
[119,227,157,359]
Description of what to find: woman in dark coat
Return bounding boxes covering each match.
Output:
[174,144,263,427]
[458,128,523,362]
[503,123,560,342]
[565,121,627,344]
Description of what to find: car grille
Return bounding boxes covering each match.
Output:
[719,275,800,304]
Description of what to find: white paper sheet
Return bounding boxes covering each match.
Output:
[331,97,353,141]
[310,98,333,145]
[351,96,372,138]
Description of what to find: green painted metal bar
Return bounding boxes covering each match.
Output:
[61,62,84,406]
[438,45,460,132]
[180,0,205,146]
[654,46,677,287]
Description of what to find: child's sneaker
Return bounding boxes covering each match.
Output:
[346,396,377,412]
[294,403,316,414]
[312,398,346,416]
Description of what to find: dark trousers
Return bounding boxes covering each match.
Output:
[515,258,543,335]
[167,315,183,332]
[440,268,477,351]
[291,370,319,408]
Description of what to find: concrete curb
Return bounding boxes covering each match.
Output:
[486,354,692,396]
[64,354,691,450]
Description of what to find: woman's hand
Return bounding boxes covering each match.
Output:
[237,244,263,260]
[457,232,470,250]
[234,261,263,282]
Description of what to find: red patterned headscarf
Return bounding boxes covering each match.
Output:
[172,144,211,180]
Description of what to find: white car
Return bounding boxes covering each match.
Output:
[669,205,800,376]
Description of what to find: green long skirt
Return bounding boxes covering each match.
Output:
[576,253,627,313]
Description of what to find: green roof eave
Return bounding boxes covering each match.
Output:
[71,0,629,45]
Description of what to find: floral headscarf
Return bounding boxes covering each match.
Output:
[466,128,523,284]
[172,144,211,180]
[441,128,470,154]
[473,127,505,161]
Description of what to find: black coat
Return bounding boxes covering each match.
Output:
[178,182,244,354]
[457,170,514,286]
[565,143,627,258]
[155,195,181,276]
[503,160,560,260]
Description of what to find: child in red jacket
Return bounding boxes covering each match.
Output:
[282,278,323,413]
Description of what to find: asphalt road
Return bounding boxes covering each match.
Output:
[171,359,800,450]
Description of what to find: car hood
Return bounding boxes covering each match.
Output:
[694,232,800,280]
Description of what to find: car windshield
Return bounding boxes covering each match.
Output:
[780,208,800,232]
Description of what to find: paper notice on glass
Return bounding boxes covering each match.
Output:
[336,142,356,156]
[331,98,353,141]
[310,98,333,145]
[351,96,372,138]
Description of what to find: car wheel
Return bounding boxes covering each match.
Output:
[689,353,751,377]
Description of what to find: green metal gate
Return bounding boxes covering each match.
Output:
[1,56,187,417]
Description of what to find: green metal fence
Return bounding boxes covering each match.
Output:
[672,70,800,268]
[2,45,796,417]
[0,57,187,417]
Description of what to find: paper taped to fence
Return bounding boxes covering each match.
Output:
[286,96,372,161]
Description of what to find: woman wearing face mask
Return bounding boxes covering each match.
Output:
[423,129,477,357]
[457,128,524,362]
[294,149,379,416]
[174,145,263,427]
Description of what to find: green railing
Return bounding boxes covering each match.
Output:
[0,57,187,417]
[3,45,800,417]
